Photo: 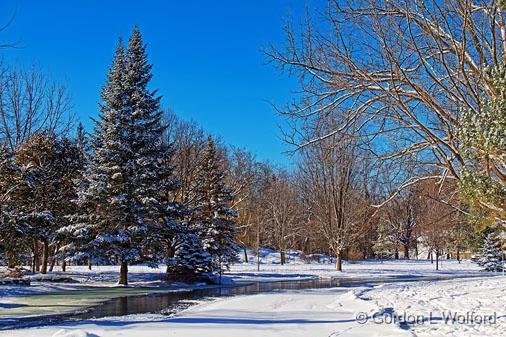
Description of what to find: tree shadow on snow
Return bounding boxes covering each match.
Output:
[0,303,27,309]
[87,316,359,327]
[227,272,314,279]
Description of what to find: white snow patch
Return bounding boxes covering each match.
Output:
[51,330,100,337]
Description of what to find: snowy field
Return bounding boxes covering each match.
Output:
[364,276,506,336]
[0,248,488,298]
[230,252,487,282]
[1,249,504,337]
[2,276,505,337]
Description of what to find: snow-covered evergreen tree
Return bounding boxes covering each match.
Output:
[11,131,82,274]
[194,137,238,276]
[76,28,169,285]
[0,144,26,268]
[165,232,212,281]
[459,63,506,221]
[56,124,91,271]
[372,221,396,259]
[475,230,504,272]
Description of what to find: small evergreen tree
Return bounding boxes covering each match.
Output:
[194,137,238,278]
[372,221,396,259]
[475,229,504,272]
[165,232,212,281]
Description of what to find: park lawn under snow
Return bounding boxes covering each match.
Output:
[363,275,506,336]
[0,260,485,320]
[0,248,487,299]
[229,253,487,282]
[3,275,506,337]
[1,249,503,336]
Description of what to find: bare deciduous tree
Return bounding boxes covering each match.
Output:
[297,135,359,270]
[385,192,417,259]
[416,179,462,270]
[0,66,73,151]
[267,0,505,214]
[164,112,206,207]
[264,171,302,265]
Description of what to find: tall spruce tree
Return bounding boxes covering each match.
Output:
[194,137,238,278]
[78,28,168,285]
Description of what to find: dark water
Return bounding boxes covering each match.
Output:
[0,274,484,330]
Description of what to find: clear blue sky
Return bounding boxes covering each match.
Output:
[0,0,306,166]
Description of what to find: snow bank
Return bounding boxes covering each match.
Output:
[364,276,506,336]
[51,330,100,337]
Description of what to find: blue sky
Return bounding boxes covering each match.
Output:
[0,1,306,166]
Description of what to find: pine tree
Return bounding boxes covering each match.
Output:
[77,28,168,285]
[459,63,506,221]
[372,221,396,259]
[0,144,27,268]
[165,232,212,281]
[194,137,238,278]
[475,230,504,272]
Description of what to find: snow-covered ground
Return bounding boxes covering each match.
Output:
[3,276,505,337]
[230,254,487,282]
[1,248,487,298]
[1,248,504,336]
[363,276,506,336]
[0,287,410,337]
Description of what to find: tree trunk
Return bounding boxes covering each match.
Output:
[33,242,40,273]
[49,247,57,272]
[457,249,461,263]
[31,254,36,273]
[243,248,248,263]
[336,250,342,271]
[435,251,439,271]
[280,249,286,265]
[119,260,128,285]
[7,252,16,269]
[218,258,223,285]
[165,245,176,273]
[302,237,310,254]
[394,249,399,260]
[88,260,92,270]
[49,259,55,272]
[41,240,49,274]
[61,260,67,272]
[256,222,261,272]
[403,243,410,260]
